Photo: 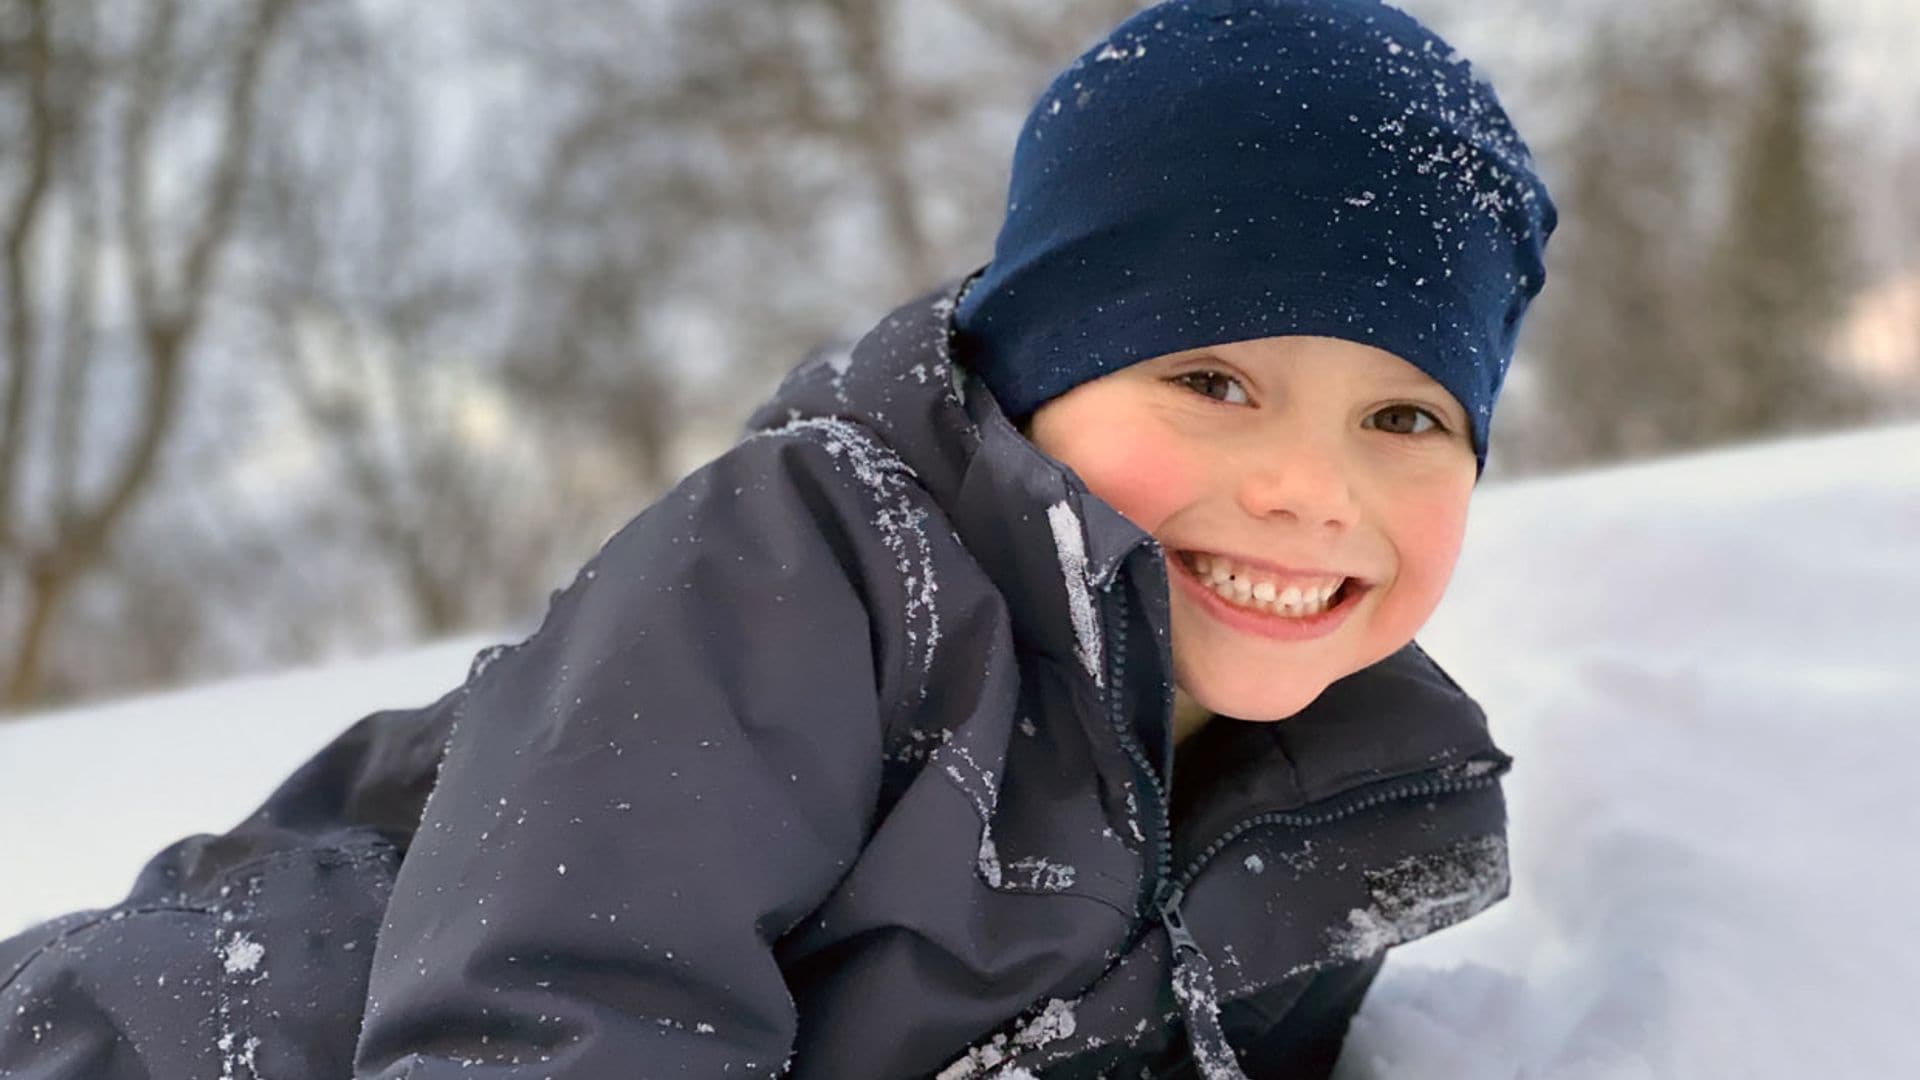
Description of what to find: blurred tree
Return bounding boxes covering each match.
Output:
[1525,0,1871,468]
[1888,115,1920,412]
[491,0,1150,446]
[239,4,634,644]
[1700,0,1875,440]
[0,0,295,709]
[1522,1,1739,466]
[4,0,1156,713]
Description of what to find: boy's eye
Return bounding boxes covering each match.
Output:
[1367,404,1448,435]
[1171,370,1250,405]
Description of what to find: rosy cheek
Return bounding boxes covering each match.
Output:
[1074,439,1199,535]
[1396,491,1471,597]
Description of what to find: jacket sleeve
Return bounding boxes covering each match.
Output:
[1221,955,1386,1079]
[353,428,916,1078]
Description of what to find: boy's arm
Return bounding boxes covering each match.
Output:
[353,430,909,1078]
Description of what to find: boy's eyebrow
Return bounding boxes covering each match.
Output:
[1164,347,1227,363]
[1371,373,1450,394]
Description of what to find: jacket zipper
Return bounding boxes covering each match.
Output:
[1102,585,1176,928]
[1147,763,1507,1080]
[1151,764,1511,949]
[1152,764,1512,976]
[1165,763,1510,899]
[1104,582,1251,1080]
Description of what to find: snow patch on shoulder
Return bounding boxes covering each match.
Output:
[757,417,942,676]
[936,742,1005,887]
[1330,835,1510,961]
[1046,501,1103,687]
[800,342,857,407]
[935,741,1077,895]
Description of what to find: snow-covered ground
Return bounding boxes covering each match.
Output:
[3,422,1916,1077]
[0,636,488,932]
[1339,422,1920,1078]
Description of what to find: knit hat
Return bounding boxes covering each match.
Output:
[952,0,1557,474]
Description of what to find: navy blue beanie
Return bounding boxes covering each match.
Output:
[952,0,1557,474]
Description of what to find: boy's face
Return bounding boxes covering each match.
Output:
[1026,335,1478,722]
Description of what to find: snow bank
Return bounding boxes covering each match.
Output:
[1338,422,1920,1078]
[0,638,485,932]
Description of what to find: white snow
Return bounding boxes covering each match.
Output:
[1045,500,1104,686]
[3,422,1918,1077]
[1013,997,1078,1049]
[219,932,266,976]
[1337,421,1920,1079]
[1330,837,1510,961]
[0,637,485,932]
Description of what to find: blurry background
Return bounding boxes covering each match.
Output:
[1,0,1915,714]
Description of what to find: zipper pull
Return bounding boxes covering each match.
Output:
[1157,883,1201,957]
[1157,883,1252,1080]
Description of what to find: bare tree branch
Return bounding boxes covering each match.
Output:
[0,0,57,554]
[4,0,296,709]
[81,0,292,563]
[50,118,101,530]
[117,0,178,341]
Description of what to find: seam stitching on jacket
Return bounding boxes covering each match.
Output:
[0,840,399,998]
[0,902,213,997]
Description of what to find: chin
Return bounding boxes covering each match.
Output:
[1181,674,1332,724]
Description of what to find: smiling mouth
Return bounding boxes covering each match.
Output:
[1172,549,1366,619]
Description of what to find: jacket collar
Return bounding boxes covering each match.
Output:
[1169,641,1508,875]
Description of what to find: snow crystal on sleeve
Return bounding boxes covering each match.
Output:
[934,995,1078,1080]
[215,929,268,1079]
[935,740,1076,894]
[936,742,1006,888]
[1330,835,1509,960]
[1045,501,1104,687]
[755,417,942,677]
[220,932,265,975]
[1013,997,1078,1049]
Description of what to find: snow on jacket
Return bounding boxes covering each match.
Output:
[0,277,1513,1079]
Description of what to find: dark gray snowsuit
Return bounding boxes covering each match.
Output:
[0,278,1513,1079]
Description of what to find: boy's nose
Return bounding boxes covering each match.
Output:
[1234,443,1357,530]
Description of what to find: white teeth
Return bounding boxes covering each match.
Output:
[1184,551,1349,620]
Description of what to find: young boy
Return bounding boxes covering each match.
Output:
[0,1,1552,1077]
